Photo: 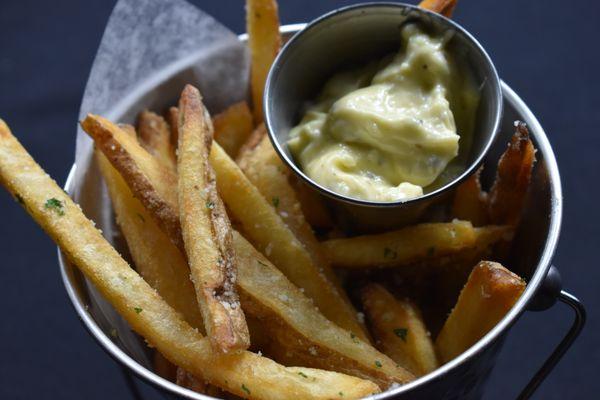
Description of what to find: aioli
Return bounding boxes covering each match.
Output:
[288,25,479,202]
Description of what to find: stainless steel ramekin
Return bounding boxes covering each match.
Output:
[59,24,584,400]
[264,3,502,232]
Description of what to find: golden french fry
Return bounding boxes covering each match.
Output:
[166,106,180,147]
[85,112,370,343]
[212,144,368,339]
[451,167,489,226]
[0,120,380,400]
[81,114,183,251]
[322,220,477,269]
[418,0,457,17]
[435,261,525,363]
[137,110,177,171]
[246,0,281,122]
[96,151,204,331]
[213,101,254,158]
[237,131,369,341]
[234,232,413,387]
[178,85,249,353]
[118,123,137,137]
[236,123,267,163]
[361,284,438,377]
[488,122,536,227]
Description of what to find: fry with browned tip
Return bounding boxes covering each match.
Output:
[178,85,250,353]
[213,101,254,158]
[361,284,438,377]
[137,110,177,171]
[418,0,457,17]
[246,0,281,123]
[451,166,489,226]
[435,261,525,363]
[488,121,536,227]
[0,119,380,400]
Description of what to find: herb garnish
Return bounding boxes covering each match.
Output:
[134,307,143,314]
[394,328,408,342]
[272,197,280,208]
[45,198,64,216]
[241,383,251,394]
[298,372,308,378]
[375,360,382,368]
[350,332,359,343]
[206,201,215,210]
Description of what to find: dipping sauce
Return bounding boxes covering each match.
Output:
[287,24,479,202]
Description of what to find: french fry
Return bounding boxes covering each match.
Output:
[166,106,180,147]
[234,232,413,387]
[322,220,477,269]
[361,284,438,377]
[96,151,204,331]
[451,167,489,226]
[488,121,536,227]
[213,101,254,158]
[435,261,525,363]
[237,131,369,341]
[81,115,183,251]
[236,123,267,163]
[137,110,177,171]
[178,85,249,353]
[0,120,380,400]
[212,143,369,340]
[418,0,457,17]
[246,0,281,122]
[85,111,376,345]
[118,123,137,137]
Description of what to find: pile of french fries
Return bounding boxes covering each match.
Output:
[0,1,537,399]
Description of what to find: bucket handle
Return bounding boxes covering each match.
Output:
[517,266,586,400]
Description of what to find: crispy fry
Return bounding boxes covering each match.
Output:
[96,151,204,331]
[81,114,183,251]
[290,176,334,231]
[213,101,254,158]
[361,284,438,377]
[488,121,536,227]
[212,143,368,339]
[236,123,267,162]
[178,85,249,353]
[166,106,180,147]
[322,220,477,269]
[118,123,137,137]
[246,0,281,122]
[137,110,177,171]
[234,232,413,387]
[435,261,525,363]
[451,167,489,226]
[237,131,369,341]
[418,0,457,17]
[0,120,380,400]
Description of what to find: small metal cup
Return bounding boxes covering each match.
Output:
[264,2,502,232]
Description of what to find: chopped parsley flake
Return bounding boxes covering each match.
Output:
[241,383,250,394]
[272,197,280,208]
[394,328,408,342]
[45,198,64,216]
[427,246,436,256]
[206,201,215,210]
[257,259,269,267]
[134,307,143,314]
[383,247,397,260]
[375,360,382,368]
[298,372,308,378]
[350,332,359,343]
[339,391,344,397]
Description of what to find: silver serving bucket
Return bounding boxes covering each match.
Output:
[58,24,585,400]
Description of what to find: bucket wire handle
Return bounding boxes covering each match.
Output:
[517,289,586,400]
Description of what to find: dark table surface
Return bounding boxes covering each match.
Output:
[0,0,597,399]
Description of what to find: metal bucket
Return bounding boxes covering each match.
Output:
[58,24,584,400]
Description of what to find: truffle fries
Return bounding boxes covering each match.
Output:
[234,232,414,387]
[451,167,489,226]
[237,131,369,341]
[137,110,177,171]
[178,85,249,353]
[361,284,439,377]
[0,120,380,400]
[246,0,281,122]
[418,0,457,17]
[212,101,254,158]
[435,261,526,363]
[488,122,536,227]
[322,220,477,269]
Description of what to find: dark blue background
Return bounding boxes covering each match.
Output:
[0,0,597,398]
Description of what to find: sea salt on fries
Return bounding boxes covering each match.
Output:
[0,119,380,400]
[362,284,439,377]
